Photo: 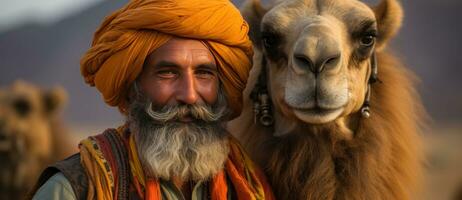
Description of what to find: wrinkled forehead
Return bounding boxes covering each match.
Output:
[263,0,376,33]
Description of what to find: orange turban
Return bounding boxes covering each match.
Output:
[81,0,253,118]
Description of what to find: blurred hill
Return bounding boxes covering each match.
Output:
[0,0,128,126]
[0,0,461,126]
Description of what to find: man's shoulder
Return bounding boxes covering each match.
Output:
[54,153,82,170]
[28,153,88,200]
[32,173,76,200]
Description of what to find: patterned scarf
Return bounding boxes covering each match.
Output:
[79,126,274,200]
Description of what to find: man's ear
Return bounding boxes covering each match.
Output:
[373,0,403,51]
[42,86,67,116]
[241,0,267,50]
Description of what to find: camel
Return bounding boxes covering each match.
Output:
[228,0,426,199]
[0,81,75,199]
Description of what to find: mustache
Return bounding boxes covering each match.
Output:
[145,103,226,123]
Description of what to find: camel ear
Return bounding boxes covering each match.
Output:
[373,0,403,51]
[241,0,267,50]
[42,86,67,116]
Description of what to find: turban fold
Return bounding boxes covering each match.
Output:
[81,0,253,118]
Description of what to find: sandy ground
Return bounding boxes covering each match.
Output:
[71,123,462,200]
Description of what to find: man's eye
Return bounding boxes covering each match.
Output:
[195,70,215,78]
[156,70,177,78]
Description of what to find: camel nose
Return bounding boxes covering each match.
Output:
[293,25,341,74]
[294,53,340,74]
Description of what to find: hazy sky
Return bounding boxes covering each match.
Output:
[0,0,103,32]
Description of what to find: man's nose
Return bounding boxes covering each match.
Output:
[175,72,199,105]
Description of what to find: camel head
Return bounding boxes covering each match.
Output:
[243,0,403,136]
[0,80,67,197]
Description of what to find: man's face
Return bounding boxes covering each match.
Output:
[130,37,229,181]
[138,38,219,119]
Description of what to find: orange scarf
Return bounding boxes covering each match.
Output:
[79,127,274,200]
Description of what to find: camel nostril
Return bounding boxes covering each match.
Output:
[323,54,340,66]
[326,55,338,64]
[294,53,340,74]
[317,54,340,73]
[294,54,314,71]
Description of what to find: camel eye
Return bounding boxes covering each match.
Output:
[263,36,274,48]
[13,97,31,118]
[360,35,376,47]
[261,29,286,61]
[262,33,279,49]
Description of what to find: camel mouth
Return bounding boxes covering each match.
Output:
[0,133,12,152]
[0,141,12,152]
[292,106,344,124]
[0,143,11,151]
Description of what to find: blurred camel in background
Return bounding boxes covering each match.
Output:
[0,80,75,199]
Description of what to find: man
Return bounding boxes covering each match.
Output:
[29,0,274,199]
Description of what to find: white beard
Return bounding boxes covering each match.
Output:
[127,89,230,181]
[133,122,229,181]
